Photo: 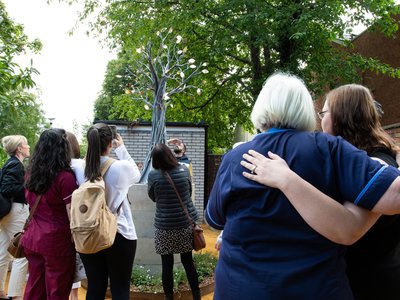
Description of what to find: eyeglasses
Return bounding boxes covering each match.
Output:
[317,110,329,120]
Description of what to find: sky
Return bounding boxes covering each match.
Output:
[3,0,116,132]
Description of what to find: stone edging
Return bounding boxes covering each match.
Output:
[128,280,214,300]
[82,278,214,299]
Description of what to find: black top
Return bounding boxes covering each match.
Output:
[0,156,26,204]
[346,147,400,300]
[147,165,198,230]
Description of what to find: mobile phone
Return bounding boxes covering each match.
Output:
[109,125,118,139]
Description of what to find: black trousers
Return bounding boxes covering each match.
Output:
[161,251,200,295]
[80,233,137,300]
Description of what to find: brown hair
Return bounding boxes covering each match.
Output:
[66,132,80,159]
[151,144,179,171]
[326,84,399,156]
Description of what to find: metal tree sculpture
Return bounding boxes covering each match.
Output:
[124,29,207,182]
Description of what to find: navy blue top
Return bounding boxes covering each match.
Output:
[205,129,400,300]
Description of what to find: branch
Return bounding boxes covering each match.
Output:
[179,74,231,111]
[129,95,153,107]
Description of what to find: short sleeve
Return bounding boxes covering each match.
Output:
[354,165,400,209]
[320,135,400,210]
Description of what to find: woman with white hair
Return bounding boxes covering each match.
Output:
[205,73,400,299]
[0,135,30,300]
[241,83,400,300]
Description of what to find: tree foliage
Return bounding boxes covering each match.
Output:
[71,0,400,152]
[0,1,42,104]
[0,1,48,163]
[0,89,49,164]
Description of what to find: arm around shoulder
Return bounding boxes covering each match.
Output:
[241,150,382,245]
[373,176,400,215]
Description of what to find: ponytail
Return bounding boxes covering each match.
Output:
[84,123,113,182]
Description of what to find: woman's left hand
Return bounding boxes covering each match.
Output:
[240,150,292,190]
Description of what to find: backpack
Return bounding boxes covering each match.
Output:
[70,158,118,254]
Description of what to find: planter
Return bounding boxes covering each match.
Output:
[83,276,214,300]
[128,278,214,300]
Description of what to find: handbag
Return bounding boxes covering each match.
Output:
[8,195,42,258]
[164,172,206,251]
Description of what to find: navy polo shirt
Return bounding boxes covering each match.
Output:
[206,129,400,300]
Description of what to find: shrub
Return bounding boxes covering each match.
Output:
[131,252,217,293]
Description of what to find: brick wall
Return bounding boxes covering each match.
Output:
[105,122,207,220]
[385,123,400,146]
[351,14,400,128]
[206,155,222,206]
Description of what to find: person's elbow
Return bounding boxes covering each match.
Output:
[334,232,362,246]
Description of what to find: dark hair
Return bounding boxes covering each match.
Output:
[25,128,72,194]
[373,100,384,118]
[326,84,399,156]
[85,123,113,182]
[151,144,179,171]
[66,132,80,159]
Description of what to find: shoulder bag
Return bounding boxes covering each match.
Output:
[8,195,42,258]
[164,172,206,251]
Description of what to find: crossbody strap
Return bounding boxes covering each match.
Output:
[164,171,195,228]
[100,158,116,177]
[23,195,42,231]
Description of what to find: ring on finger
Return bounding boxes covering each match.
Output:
[251,165,257,174]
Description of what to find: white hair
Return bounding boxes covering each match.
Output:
[251,72,316,132]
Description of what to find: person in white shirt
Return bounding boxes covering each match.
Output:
[74,123,140,300]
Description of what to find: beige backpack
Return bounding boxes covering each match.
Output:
[70,158,118,254]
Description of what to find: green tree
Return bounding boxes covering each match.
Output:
[0,1,42,104]
[0,89,49,164]
[71,0,400,152]
[0,1,47,164]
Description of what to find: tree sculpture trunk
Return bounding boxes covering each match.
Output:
[139,79,168,183]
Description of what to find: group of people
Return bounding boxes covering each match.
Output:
[0,125,141,299]
[0,125,201,300]
[206,73,400,299]
[2,71,400,300]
